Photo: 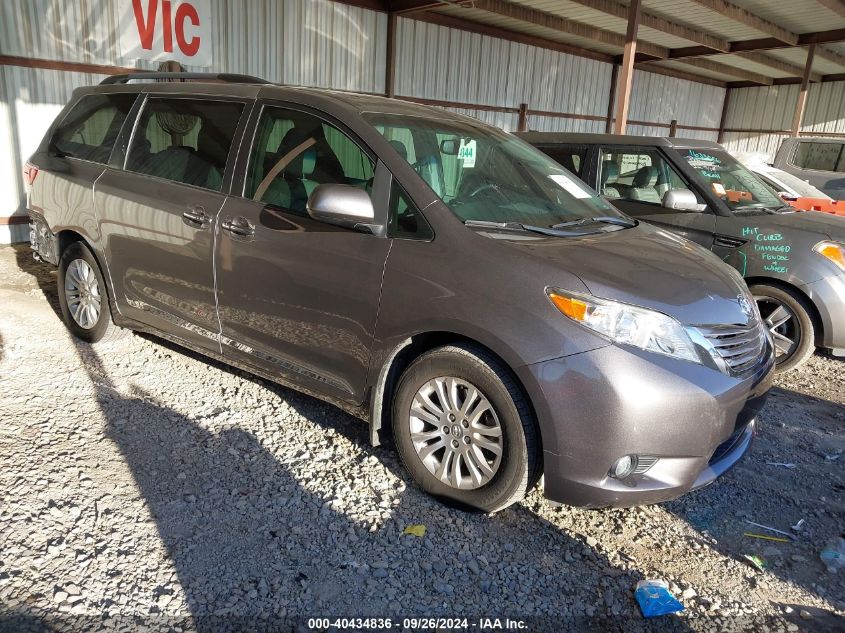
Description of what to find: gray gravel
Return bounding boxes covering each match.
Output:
[0,244,843,632]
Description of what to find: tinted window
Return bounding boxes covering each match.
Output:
[246,106,375,214]
[126,98,244,191]
[52,94,136,163]
[793,142,844,173]
[388,183,432,240]
[599,149,696,207]
[539,146,587,178]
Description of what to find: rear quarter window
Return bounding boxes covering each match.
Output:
[52,94,137,164]
[793,142,845,173]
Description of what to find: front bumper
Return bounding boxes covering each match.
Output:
[799,273,845,352]
[517,341,774,508]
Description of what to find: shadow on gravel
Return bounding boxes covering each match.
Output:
[666,386,844,614]
[67,343,687,632]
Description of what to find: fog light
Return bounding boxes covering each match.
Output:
[609,455,638,479]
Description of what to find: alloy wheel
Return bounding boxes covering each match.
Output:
[755,296,799,361]
[64,258,102,330]
[409,376,503,490]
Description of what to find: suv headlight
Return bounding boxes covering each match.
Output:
[546,288,701,363]
[814,241,845,272]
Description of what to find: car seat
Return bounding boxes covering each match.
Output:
[600,160,621,198]
[630,166,662,203]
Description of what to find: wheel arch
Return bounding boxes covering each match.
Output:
[368,331,543,459]
[55,229,119,318]
[746,276,824,346]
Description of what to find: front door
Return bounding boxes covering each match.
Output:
[597,147,716,248]
[95,96,248,352]
[215,103,391,404]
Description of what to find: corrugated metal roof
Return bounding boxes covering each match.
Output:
[730,0,845,35]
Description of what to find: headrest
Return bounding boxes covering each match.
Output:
[388,139,408,161]
[286,147,317,178]
[197,125,227,167]
[633,165,658,187]
[601,160,619,186]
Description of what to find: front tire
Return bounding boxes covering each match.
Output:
[751,283,815,372]
[392,344,541,513]
[58,241,123,344]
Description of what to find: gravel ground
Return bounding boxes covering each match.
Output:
[0,243,843,632]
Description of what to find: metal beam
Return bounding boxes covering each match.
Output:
[815,0,845,19]
[717,88,732,143]
[473,0,668,60]
[642,57,774,85]
[815,46,845,69]
[734,51,822,82]
[687,0,798,45]
[614,0,641,134]
[792,44,817,137]
[385,12,397,97]
[408,10,614,63]
[605,62,619,133]
[565,0,730,52]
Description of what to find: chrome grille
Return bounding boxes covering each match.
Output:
[696,321,767,376]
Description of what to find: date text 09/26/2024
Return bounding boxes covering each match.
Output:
[307,617,528,630]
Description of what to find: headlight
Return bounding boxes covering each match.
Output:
[546,288,701,363]
[814,241,845,272]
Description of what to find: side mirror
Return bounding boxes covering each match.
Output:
[307,184,382,234]
[439,138,460,155]
[662,188,700,212]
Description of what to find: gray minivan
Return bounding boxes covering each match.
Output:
[27,73,773,511]
[521,133,845,372]
[773,137,845,200]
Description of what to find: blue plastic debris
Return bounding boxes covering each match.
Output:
[634,580,685,618]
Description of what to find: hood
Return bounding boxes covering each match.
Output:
[495,223,753,327]
[738,208,845,239]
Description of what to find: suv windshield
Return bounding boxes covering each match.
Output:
[364,113,624,228]
[680,148,786,211]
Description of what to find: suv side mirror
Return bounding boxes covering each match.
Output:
[662,188,700,212]
[307,184,382,234]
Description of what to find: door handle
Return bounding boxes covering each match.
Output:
[221,216,255,238]
[182,206,211,228]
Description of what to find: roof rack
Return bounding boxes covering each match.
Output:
[100,72,270,85]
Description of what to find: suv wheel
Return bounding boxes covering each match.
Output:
[750,284,815,372]
[58,242,123,344]
[392,344,541,513]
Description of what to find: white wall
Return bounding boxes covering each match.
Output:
[721,80,845,160]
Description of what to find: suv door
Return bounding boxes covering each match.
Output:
[94,96,249,352]
[597,147,716,248]
[216,103,391,404]
[781,140,845,199]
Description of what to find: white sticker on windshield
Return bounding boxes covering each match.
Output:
[458,139,477,168]
[549,174,591,199]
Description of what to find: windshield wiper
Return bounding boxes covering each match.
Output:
[463,220,590,237]
[551,215,636,229]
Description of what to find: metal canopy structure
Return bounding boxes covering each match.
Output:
[375,0,845,87]
[349,0,845,135]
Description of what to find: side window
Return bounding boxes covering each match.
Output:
[52,94,136,163]
[540,146,587,178]
[126,98,245,192]
[794,142,844,173]
[388,183,433,240]
[599,149,694,206]
[246,106,375,214]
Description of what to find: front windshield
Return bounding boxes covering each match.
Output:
[680,148,786,211]
[364,113,623,226]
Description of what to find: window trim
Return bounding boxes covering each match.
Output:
[122,94,252,194]
[50,92,140,168]
[386,176,435,242]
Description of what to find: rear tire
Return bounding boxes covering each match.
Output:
[750,283,815,372]
[392,343,541,513]
[58,242,124,345]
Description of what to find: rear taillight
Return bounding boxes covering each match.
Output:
[23,163,38,186]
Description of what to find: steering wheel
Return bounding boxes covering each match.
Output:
[465,182,510,205]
